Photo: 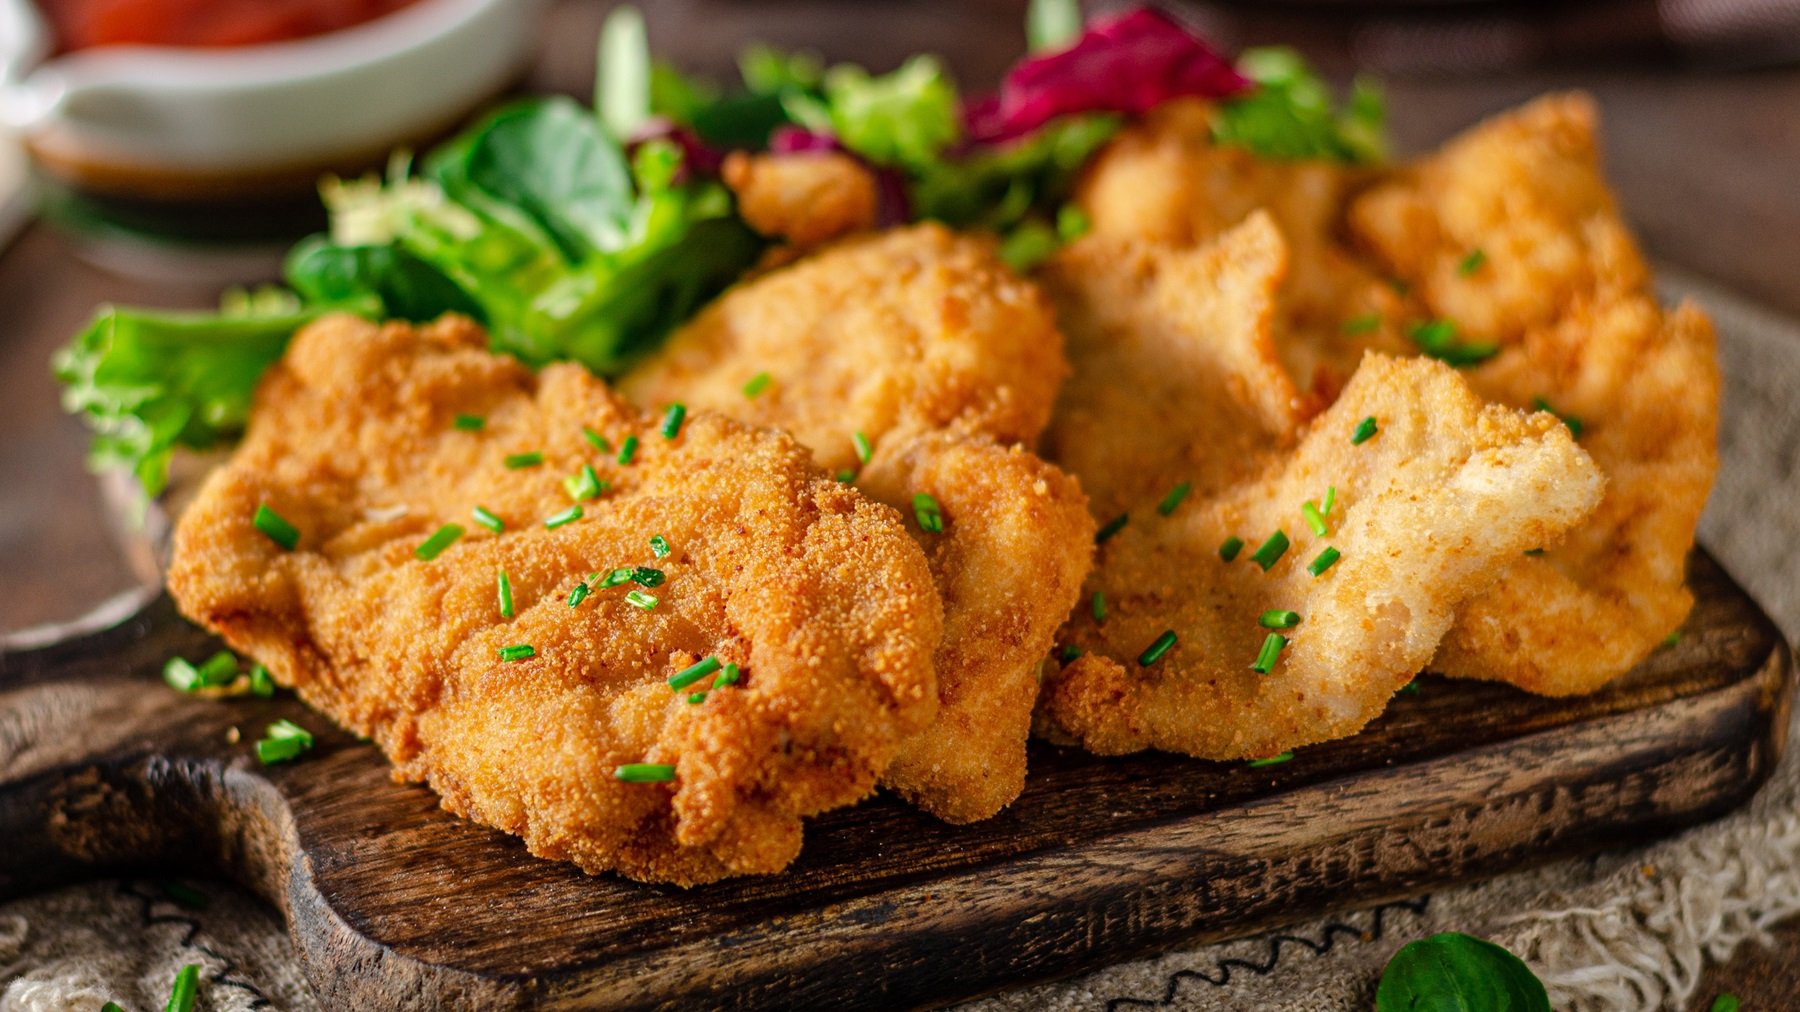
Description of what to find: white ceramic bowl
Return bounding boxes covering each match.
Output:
[0,0,547,199]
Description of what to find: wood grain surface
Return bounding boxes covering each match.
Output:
[0,550,1786,1009]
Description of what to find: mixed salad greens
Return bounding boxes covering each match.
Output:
[53,0,1386,499]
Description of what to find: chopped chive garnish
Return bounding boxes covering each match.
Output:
[164,963,201,1012]
[1457,248,1487,276]
[498,644,536,662]
[852,430,873,464]
[268,719,311,742]
[453,413,486,431]
[544,505,584,529]
[630,566,665,587]
[504,451,543,469]
[1157,482,1192,516]
[615,763,676,782]
[1322,485,1337,516]
[599,568,633,588]
[568,582,591,607]
[1091,591,1107,624]
[669,655,722,690]
[1524,547,1546,556]
[1407,318,1498,367]
[1308,546,1342,577]
[163,658,201,693]
[1137,630,1178,667]
[1219,536,1245,562]
[1351,416,1379,445]
[1259,609,1300,629]
[660,403,687,440]
[253,504,299,550]
[249,663,274,698]
[1252,632,1288,674]
[103,1003,124,1012]
[1398,680,1421,695]
[625,589,659,610]
[472,505,504,533]
[1059,644,1083,662]
[1095,513,1129,543]
[1663,630,1685,648]
[497,570,514,618]
[1302,501,1328,537]
[687,692,707,704]
[717,663,741,687]
[743,371,772,398]
[1247,752,1294,767]
[196,650,239,687]
[914,493,944,533]
[1250,530,1290,571]
[617,434,640,464]
[415,523,465,561]
[835,469,857,483]
[564,464,605,501]
[1532,396,1585,437]
[649,534,671,558]
[255,720,314,765]
[1341,313,1380,335]
[583,426,612,452]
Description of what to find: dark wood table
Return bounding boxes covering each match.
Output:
[0,1,1793,1005]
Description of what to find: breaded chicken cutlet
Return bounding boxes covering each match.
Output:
[167,314,942,885]
[626,225,1092,822]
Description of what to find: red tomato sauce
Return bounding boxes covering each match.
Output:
[40,0,425,52]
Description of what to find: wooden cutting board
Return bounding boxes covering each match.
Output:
[0,549,1788,1010]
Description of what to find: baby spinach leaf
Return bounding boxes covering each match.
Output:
[284,237,483,323]
[1376,932,1551,1012]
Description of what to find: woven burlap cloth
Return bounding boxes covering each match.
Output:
[2,272,1794,1011]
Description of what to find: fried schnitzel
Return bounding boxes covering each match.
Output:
[167,314,942,885]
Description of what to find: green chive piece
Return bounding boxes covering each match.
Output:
[255,721,313,765]
[415,524,465,560]
[687,692,707,704]
[649,534,671,558]
[249,663,274,698]
[1711,993,1740,1012]
[498,644,536,662]
[504,451,543,469]
[1056,203,1090,241]
[268,720,312,743]
[625,589,659,610]
[1219,536,1245,562]
[630,566,665,588]
[615,763,676,782]
[253,504,299,550]
[1407,318,1497,367]
[914,493,944,533]
[1059,644,1083,662]
[1247,752,1294,767]
[660,403,687,440]
[568,582,591,608]
[1091,591,1107,624]
[545,505,584,530]
[103,1004,124,1012]
[1532,396,1585,438]
[1341,313,1380,335]
[564,464,604,501]
[1250,530,1290,571]
[160,881,209,910]
[196,650,239,687]
[1259,609,1300,629]
[1524,547,1546,556]
[497,570,514,618]
[1351,416,1379,445]
[1322,485,1337,516]
[836,469,857,483]
[1252,632,1288,674]
[1095,513,1129,544]
[1398,680,1421,695]
[1308,546,1342,577]
[852,430,873,464]
[472,505,504,532]
[1157,482,1193,517]
[453,414,485,431]
[164,963,201,1012]
[717,663,741,687]
[1663,630,1685,648]
[583,426,612,452]
[1457,248,1487,276]
[1302,501,1328,538]
[163,658,201,693]
[599,568,633,589]
[743,371,773,398]
[669,655,722,690]
[617,435,640,464]
[1138,630,1178,667]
